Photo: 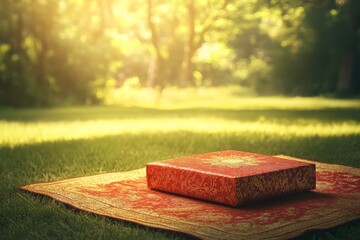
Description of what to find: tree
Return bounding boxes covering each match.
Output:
[146,0,165,88]
[182,0,230,87]
[1,0,359,107]
[336,0,360,94]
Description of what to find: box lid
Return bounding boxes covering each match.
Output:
[147,150,314,178]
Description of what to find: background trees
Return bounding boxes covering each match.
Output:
[0,0,359,107]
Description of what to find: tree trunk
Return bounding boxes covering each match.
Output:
[37,33,48,91]
[336,0,359,94]
[146,0,164,89]
[181,0,195,87]
[181,0,229,87]
[167,6,181,85]
[35,1,56,104]
[96,0,113,32]
[337,50,354,93]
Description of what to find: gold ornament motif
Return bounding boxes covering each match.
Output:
[204,155,262,168]
[18,155,360,240]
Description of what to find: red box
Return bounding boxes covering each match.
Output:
[146,150,316,207]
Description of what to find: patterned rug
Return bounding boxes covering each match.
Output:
[19,155,360,240]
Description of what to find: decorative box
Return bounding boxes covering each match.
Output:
[146,150,316,207]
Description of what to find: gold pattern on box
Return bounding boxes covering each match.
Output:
[203,154,262,167]
[19,155,360,240]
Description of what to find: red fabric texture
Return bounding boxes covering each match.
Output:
[147,151,316,206]
[19,155,360,240]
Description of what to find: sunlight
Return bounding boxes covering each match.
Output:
[1,117,360,147]
[103,86,360,110]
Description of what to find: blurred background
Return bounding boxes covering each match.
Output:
[1,1,360,239]
[0,0,359,107]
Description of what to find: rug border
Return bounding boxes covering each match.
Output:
[18,184,202,240]
[18,154,360,239]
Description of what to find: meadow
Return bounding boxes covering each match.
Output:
[1,91,360,239]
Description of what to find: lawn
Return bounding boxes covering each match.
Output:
[1,95,360,239]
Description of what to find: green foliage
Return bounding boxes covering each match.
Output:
[0,0,359,107]
[229,0,360,95]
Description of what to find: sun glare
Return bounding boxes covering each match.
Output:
[1,117,359,147]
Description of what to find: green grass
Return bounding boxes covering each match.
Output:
[1,95,360,239]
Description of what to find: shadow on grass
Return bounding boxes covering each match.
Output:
[1,131,359,180]
[1,131,359,240]
[295,219,360,240]
[1,106,360,123]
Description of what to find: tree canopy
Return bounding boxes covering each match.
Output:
[0,0,359,107]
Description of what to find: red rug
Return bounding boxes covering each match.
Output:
[19,155,360,240]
